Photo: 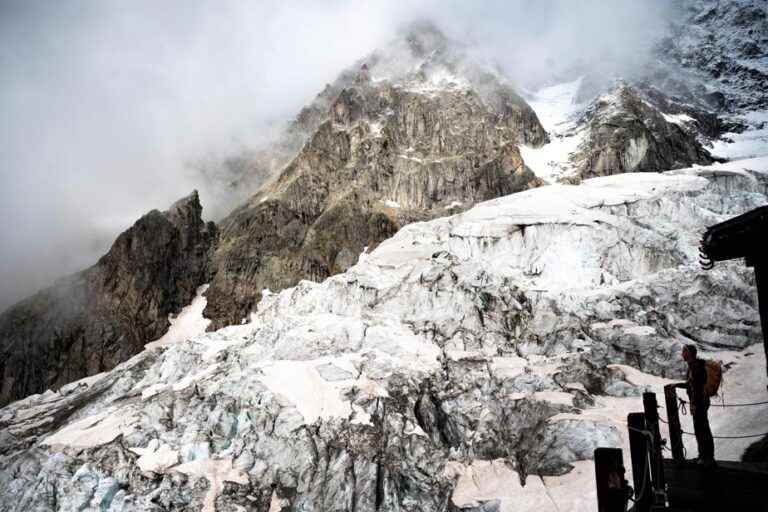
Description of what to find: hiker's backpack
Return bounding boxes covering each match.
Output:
[704,359,722,397]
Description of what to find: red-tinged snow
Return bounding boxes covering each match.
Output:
[145,284,211,350]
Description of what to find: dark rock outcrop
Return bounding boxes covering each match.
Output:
[0,192,217,406]
[573,83,714,179]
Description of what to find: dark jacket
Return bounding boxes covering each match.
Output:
[687,358,709,407]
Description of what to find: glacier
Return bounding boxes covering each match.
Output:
[1,156,767,511]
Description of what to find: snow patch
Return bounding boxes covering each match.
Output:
[711,111,768,160]
[662,112,696,126]
[43,407,139,449]
[130,441,180,473]
[521,78,587,182]
[146,284,210,349]
[449,459,559,511]
[256,356,387,425]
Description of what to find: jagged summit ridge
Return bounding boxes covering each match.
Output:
[203,24,549,328]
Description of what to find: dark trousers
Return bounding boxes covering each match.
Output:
[692,402,715,460]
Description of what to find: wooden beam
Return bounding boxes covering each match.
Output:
[755,262,768,385]
[628,412,651,512]
[664,384,685,461]
[664,459,768,511]
[643,392,666,506]
[594,447,630,512]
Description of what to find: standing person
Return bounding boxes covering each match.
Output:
[676,344,715,464]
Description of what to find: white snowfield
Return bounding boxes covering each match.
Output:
[1,158,768,511]
[520,78,586,183]
[710,110,768,160]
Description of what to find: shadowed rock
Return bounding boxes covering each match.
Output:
[0,191,217,406]
[573,83,714,179]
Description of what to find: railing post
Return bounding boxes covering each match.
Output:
[754,262,768,383]
[628,412,651,512]
[594,447,630,512]
[643,392,666,507]
[664,384,685,461]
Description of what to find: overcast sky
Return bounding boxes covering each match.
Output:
[0,0,674,311]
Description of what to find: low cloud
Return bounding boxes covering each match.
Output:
[0,0,674,311]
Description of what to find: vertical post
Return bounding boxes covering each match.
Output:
[642,392,665,506]
[664,384,684,461]
[628,412,651,512]
[594,447,630,512]
[754,262,768,384]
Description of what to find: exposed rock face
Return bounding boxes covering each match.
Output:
[1,160,766,511]
[204,27,547,328]
[573,83,714,179]
[0,192,217,406]
[663,0,768,111]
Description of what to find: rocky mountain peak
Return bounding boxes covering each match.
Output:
[166,190,202,222]
[202,26,549,328]
[576,82,714,178]
[0,192,217,406]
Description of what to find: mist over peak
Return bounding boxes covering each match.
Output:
[0,0,680,311]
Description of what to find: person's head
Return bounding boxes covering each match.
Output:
[682,344,697,364]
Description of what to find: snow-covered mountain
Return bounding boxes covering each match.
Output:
[2,2,768,510]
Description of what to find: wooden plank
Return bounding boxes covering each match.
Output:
[755,262,768,383]
[664,459,768,512]
[664,384,684,461]
[628,412,651,512]
[594,447,630,512]
[642,392,665,506]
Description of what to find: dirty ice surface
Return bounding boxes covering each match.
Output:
[2,157,768,512]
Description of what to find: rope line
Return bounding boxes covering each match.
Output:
[676,397,768,407]
[658,404,768,438]
[679,430,768,440]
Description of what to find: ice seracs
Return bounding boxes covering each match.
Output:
[1,156,766,511]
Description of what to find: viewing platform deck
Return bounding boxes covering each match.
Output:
[663,459,768,511]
